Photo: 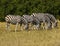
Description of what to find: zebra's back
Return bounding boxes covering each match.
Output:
[5,15,22,24]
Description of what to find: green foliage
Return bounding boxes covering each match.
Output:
[0,0,60,21]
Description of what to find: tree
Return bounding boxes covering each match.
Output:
[0,0,60,21]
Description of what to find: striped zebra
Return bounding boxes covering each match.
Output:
[44,13,58,28]
[22,15,40,30]
[5,15,28,32]
[32,13,52,30]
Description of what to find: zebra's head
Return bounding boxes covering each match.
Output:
[54,21,58,27]
[32,13,36,16]
[23,15,34,23]
[52,21,58,28]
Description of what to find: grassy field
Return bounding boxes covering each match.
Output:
[0,21,60,46]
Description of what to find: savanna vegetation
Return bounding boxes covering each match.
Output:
[0,21,60,46]
[0,0,60,21]
[0,0,60,46]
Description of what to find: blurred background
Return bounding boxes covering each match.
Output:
[0,0,60,21]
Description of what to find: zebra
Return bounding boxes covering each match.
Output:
[44,13,58,28]
[5,15,28,32]
[33,13,58,28]
[32,13,52,30]
[21,17,29,30]
[22,15,40,30]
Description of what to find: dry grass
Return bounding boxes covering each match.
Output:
[0,21,60,46]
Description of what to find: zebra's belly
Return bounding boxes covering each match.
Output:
[11,22,17,25]
[10,20,18,25]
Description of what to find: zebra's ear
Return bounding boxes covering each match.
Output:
[31,15,34,17]
[23,15,24,16]
[31,13,35,17]
[22,15,25,17]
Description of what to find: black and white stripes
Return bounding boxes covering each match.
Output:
[5,15,22,24]
[5,15,22,31]
[5,13,58,31]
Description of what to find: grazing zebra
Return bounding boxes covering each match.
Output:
[21,17,29,30]
[32,13,52,30]
[5,15,29,31]
[5,15,22,32]
[22,15,40,30]
[44,13,58,28]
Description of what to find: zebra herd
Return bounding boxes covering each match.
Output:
[5,13,58,31]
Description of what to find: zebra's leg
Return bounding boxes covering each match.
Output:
[35,24,40,30]
[43,23,46,29]
[52,22,58,28]
[49,22,52,29]
[31,25,35,30]
[24,24,29,30]
[29,23,33,29]
[20,24,22,31]
[15,22,18,32]
[43,22,49,30]
[42,20,51,30]
[35,23,41,29]
[6,22,10,31]
[45,22,52,30]
[45,23,49,30]
[52,23,54,28]
[42,21,46,30]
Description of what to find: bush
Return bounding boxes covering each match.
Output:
[0,0,60,21]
